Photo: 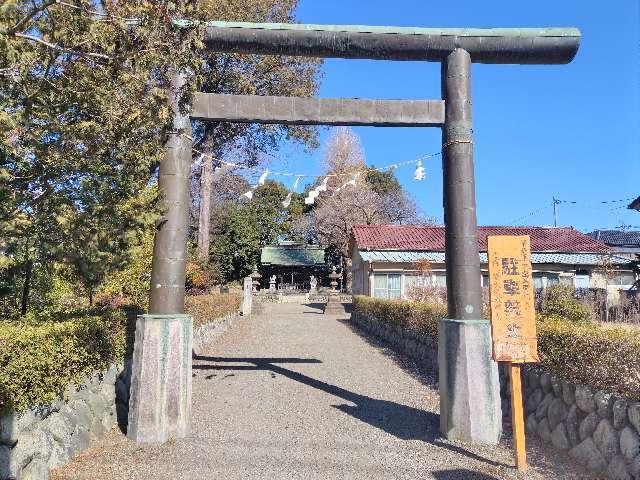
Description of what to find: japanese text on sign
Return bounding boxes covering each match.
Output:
[487,236,539,363]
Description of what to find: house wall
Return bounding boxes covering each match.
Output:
[350,248,636,300]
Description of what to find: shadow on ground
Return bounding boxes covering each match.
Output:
[336,317,439,389]
[432,469,501,480]
[193,354,508,469]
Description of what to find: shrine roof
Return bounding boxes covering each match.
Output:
[260,244,325,266]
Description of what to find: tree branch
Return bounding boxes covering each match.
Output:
[11,32,111,62]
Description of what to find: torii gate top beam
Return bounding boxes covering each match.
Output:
[200,21,581,64]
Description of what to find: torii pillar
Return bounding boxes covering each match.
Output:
[127,22,580,444]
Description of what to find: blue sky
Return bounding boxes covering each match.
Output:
[265,0,639,232]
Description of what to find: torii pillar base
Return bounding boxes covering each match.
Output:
[438,319,502,444]
[127,314,193,443]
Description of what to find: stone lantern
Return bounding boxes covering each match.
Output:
[328,266,341,293]
[250,266,262,293]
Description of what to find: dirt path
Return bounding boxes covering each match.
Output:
[53,303,594,480]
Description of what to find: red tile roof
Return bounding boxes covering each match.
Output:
[352,224,610,253]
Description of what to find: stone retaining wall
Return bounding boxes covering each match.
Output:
[0,362,126,480]
[351,311,640,480]
[521,370,640,479]
[0,311,241,480]
[350,312,438,370]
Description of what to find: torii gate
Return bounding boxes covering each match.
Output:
[126,22,580,445]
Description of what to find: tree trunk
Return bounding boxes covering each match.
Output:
[20,258,33,316]
[196,129,215,263]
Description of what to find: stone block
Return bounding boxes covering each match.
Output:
[20,457,51,480]
[613,398,628,430]
[594,418,620,461]
[631,454,640,479]
[103,364,118,385]
[607,454,632,480]
[548,398,568,430]
[562,380,575,406]
[0,410,36,447]
[0,445,9,479]
[540,373,552,393]
[41,413,72,445]
[595,390,615,420]
[566,405,581,447]
[537,418,552,442]
[620,426,640,460]
[525,413,538,433]
[569,437,607,472]
[575,385,596,413]
[525,388,543,415]
[535,392,555,421]
[580,412,600,442]
[528,371,540,390]
[551,422,571,450]
[628,403,640,434]
[550,375,562,397]
[438,319,502,444]
[127,314,193,443]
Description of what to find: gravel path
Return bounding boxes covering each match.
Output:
[53,303,594,480]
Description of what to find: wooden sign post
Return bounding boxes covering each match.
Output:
[487,235,539,472]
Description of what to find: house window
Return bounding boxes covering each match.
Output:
[533,273,560,289]
[573,274,590,289]
[373,273,402,299]
[611,272,636,286]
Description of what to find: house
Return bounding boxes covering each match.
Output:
[350,224,636,300]
[587,230,640,260]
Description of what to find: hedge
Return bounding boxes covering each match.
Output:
[537,317,640,399]
[353,295,447,338]
[353,295,640,399]
[185,292,240,329]
[0,310,127,414]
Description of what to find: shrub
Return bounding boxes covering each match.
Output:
[537,316,640,399]
[0,309,127,413]
[540,284,592,323]
[353,295,447,338]
[185,293,240,329]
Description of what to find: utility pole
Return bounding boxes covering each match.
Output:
[553,197,559,227]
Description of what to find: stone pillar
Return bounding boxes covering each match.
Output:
[241,276,252,316]
[438,319,502,443]
[127,314,193,443]
[128,68,194,444]
[439,48,501,443]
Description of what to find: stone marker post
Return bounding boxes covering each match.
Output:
[438,48,501,444]
[127,69,194,443]
[241,276,252,316]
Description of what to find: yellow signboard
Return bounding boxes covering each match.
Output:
[487,235,539,363]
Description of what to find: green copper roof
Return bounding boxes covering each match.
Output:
[261,245,325,266]
[199,21,580,38]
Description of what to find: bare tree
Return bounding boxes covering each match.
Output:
[295,128,419,291]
